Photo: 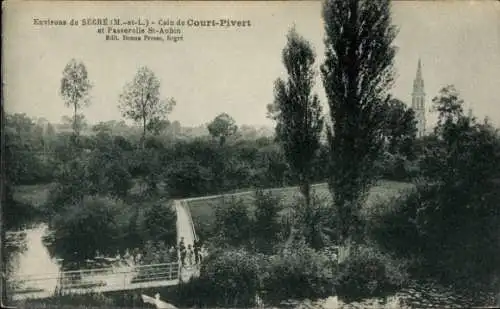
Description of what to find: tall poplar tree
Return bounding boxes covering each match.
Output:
[268,28,324,246]
[269,27,324,207]
[118,67,176,147]
[321,0,398,245]
[60,59,92,137]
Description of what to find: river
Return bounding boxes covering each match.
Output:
[7,223,139,299]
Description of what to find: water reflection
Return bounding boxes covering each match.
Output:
[9,224,60,295]
[8,223,143,299]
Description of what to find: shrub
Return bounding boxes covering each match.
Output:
[142,202,177,248]
[252,189,282,254]
[335,244,409,303]
[178,248,264,307]
[47,196,123,268]
[293,193,337,250]
[365,188,422,259]
[262,241,336,304]
[213,197,252,249]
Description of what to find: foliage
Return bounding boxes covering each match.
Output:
[207,113,238,146]
[375,152,418,181]
[335,244,409,303]
[293,192,337,250]
[321,0,398,244]
[415,86,500,290]
[60,59,92,136]
[262,241,336,304]
[4,113,54,185]
[190,248,265,307]
[165,156,213,198]
[86,132,133,199]
[61,114,89,134]
[47,196,122,268]
[213,197,253,249]
[364,188,422,259]
[269,27,324,206]
[369,86,500,293]
[142,202,177,248]
[382,99,417,158]
[138,240,177,264]
[252,190,282,254]
[118,66,176,146]
[46,151,92,215]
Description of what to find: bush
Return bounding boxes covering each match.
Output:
[365,188,422,259]
[262,242,336,304]
[293,193,337,250]
[142,202,177,247]
[47,196,123,268]
[213,197,252,249]
[178,248,264,307]
[335,244,409,303]
[252,189,282,254]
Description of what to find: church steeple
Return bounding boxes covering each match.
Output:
[412,59,426,138]
[413,59,425,96]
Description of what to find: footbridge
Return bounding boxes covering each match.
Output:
[10,200,200,300]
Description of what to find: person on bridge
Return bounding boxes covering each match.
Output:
[193,239,200,265]
[179,237,186,267]
[187,245,193,266]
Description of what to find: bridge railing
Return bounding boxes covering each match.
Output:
[13,262,180,295]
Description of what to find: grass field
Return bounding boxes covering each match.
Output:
[187,180,415,238]
[12,180,160,209]
[13,179,414,240]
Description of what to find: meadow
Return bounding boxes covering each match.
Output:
[186,180,415,239]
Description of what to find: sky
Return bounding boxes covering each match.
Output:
[3,1,500,129]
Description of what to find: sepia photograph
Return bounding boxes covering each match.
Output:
[2,1,500,308]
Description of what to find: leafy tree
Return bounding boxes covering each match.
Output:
[377,86,500,293]
[214,197,252,248]
[48,196,122,269]
[6,113,35,136]
[61,114,88,134]
[86,132,133,199]
[118,67,176,147]
[124,207,143,253]
[46,143,92,216]
[132,147,163,196]
[142,202,177,247]
[382,99,417,157]
[92,121,113,135]
[252,190,282,254]
[4,114,38,185]
[258,144,288,187]
[269,27,323,206]
[268,27,324,247]
[321,0,397,245]
[60,59,92,136]
[207,113,238,146]
[147,117,170,136]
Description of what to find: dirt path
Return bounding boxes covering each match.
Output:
[174,200,197,249]
[173,200,199,281]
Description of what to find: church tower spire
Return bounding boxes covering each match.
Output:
[412,59,426,138]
